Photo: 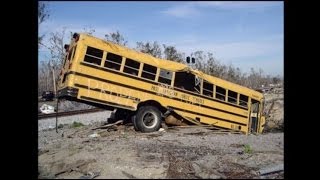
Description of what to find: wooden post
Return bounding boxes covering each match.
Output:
[52,66,56,96]
[50,60,57,96]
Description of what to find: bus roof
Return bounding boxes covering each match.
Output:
[79,33,264,100]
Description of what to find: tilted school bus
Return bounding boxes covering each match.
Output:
[57,33,266,134]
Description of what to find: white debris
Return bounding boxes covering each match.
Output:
[88,133,100,138]
[40,104,55,114]
[158,128,165,132]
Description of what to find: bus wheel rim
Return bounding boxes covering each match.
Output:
[142,112,157,128]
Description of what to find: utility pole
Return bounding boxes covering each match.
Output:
[50,60,57,96]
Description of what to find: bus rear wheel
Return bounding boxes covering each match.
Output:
[131,115,139,131]
[135,106,162,133]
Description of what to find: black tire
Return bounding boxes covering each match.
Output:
[135,106,162,133]
[132,115,139,131]
[108,109,130,123]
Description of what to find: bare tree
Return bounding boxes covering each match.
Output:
[38,2,50,24]
[82,26,96,35]
[48,28,68,69]
[38,28,69,94]
[38,2,50,46]
[69,26,96,41]
[189,51,204,71]
[163,44,184,63]
[105,30,128,46]
[136,41,162,58]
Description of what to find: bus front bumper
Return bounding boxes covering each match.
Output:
[57,87,79,98]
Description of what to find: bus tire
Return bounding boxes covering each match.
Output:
[132,115,139,131]
[135,106,162,133]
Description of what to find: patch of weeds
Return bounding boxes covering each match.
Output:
[71,121,84,128]
[244,144,252,154]
[122,132,128,139]
[57,124,64,129]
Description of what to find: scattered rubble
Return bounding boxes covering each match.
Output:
[39,104,55,114]
[263,87,284,132]
[39,124,283,179]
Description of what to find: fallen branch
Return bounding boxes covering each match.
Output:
[55,159,96,176]
[92,120,123,130]
[121,171,137,179]
[55,162,87,176]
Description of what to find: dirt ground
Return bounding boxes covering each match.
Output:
[38,87,284,179]
[38,123,283,179]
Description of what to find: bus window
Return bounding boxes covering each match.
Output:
[158,69,172,85]
[84,46,103,65]
[240,94,248,107]
[123,58,140,76]
[105,52,122,71]
[203,80,213,97]
[216,86,226,101]
[141,63,157,81]
[174,72,201,94]
[228,90,237,104]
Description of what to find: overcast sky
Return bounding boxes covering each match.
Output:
[39,1,283,76]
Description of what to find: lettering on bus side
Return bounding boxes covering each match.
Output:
[151,84,177,98]
[180,94,190,101]
[179,94,204,105]
[192,96,204,104]
[150,84,204,106]
[86,79,134,106]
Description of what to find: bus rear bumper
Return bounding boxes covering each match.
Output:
[57,87,79,98]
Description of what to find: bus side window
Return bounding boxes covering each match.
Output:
[216,86,226,101]
[123,58,140,76]
[105,52,122,71]
[84,46,103,65]
[228,90,237,104]
[141,63,157,81]
[158,69,172,85]
[174,72,201,94]
[203,80,213,97]
[239,94,248,107]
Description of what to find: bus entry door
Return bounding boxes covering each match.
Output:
[250,100,260,133]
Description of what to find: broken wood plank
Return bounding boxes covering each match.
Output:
[258,164,284,175]
[121,171,137,179]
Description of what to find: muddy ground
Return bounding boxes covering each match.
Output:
[38,123,283,179]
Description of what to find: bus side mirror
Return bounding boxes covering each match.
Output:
[192,58,195,63]
[186,56,190,63]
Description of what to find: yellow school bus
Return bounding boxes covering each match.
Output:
[57,33,266,134]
